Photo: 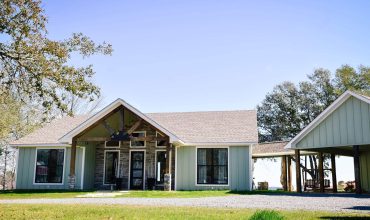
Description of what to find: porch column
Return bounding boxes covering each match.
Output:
[287,156,292,191]
[164,142,172,191]
[331,154,337,193]
[318,152,324,193]
[282,155,288,191]
[353,145,362,194]
[69,138,77,189]
[295,150,302,193]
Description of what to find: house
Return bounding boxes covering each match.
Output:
[10,99,257,191]
[286,91,370,194]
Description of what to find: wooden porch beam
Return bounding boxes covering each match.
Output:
[353,145,362,194]
[318,152,325,193]
[295,150,302,193]
[331,154,337,193]
[77,136,168,142]
[127,120,142,134]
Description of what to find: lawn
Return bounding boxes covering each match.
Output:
[0,189,289,199]
[0,204,369,220]
[0,190,94,199]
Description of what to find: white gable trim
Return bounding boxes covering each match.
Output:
[286,91,370,149]
[58,99,181,144]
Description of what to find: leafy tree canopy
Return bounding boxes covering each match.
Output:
[0,0,112,116]
[258,65,370,142]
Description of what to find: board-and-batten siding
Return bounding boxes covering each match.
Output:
[16,147,83,190]
[296,97,370,149]
[175,146,251,191]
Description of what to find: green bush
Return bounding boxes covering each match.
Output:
[249,210,285,220]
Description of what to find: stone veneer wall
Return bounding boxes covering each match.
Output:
[93,123,175,190]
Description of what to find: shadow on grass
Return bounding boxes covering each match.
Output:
[227,190,370,199]
[0,189,94,195]
[320,217,370,220]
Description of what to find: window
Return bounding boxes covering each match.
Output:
[155,151,166,184]
[104,151,119,184]
[130,131,146,147]
[35,149,65,184]
[197,148,228,185]
[155,132,166,148]
[105,140,120,148]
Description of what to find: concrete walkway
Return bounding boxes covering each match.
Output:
[1,194,369,213]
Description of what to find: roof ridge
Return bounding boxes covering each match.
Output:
[146,109,256,114]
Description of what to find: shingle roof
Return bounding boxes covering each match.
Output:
[11,115,90,146]
[11,109,257,146]
[147,110,257,144]
[253,141,290,157]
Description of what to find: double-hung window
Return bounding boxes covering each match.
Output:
[197,148,228,185]
[34,148,65,184]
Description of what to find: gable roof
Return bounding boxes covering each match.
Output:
[11,115,90,146]
[58,99,181,144]
[10,100,257,147]
[286,90,370,149]
[147,110,258,144]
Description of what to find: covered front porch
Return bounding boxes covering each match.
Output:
[60,99,178,191]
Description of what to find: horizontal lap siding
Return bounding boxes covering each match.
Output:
[176,145,250,191]
[297,97,370,148]
[16,147,83,190]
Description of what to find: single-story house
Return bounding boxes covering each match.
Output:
[10,99,257,191]
[286,90,370,194]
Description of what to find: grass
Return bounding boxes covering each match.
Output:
[0,189,292,199]
[0,204,369,220]
[0,190,94,199]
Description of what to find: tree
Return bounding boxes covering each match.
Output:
[258,65,370,186]
[0,0,112,117]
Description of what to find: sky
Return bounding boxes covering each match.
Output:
[42,1,365,186]
[43,0,370,112]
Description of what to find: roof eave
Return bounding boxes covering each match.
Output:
[286,90,370,149]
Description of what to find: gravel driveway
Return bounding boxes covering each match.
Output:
[1,194,370,213]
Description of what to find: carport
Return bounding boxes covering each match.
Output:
[286,91,370,194]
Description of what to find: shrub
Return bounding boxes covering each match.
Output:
[249,210,285,220]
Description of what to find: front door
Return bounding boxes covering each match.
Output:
[130,151,144,190]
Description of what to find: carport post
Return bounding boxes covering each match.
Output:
[353,145,362,194]
[295,150,302,193]
[318,152,324,193]
[331,154,337,193]
[282,155,288,191]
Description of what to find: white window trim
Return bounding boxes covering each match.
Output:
[155,149,166,184]
[33,147,66,185]
[105,140,121,148]
[195,146,230,187]
[155,131,166,148]
[128,149,146,190]
[103,149,120,185]
[130,131,146,148]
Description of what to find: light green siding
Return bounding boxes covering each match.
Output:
[175,146,251,191]
[81,142,96,189]
[360,151,370,192]
[16,147,84,190]
[296,97,370,148]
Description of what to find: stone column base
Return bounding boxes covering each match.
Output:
[68,175,76,190]
[164,173,171,191]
